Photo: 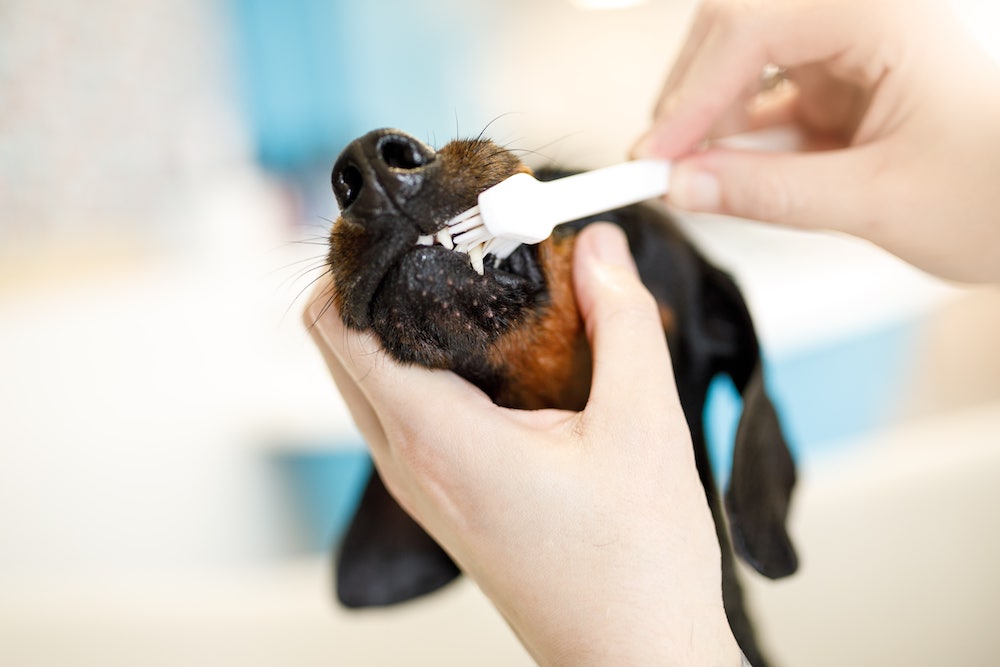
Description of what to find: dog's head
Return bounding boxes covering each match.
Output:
[323,128,798,623]
[327,128,586,407]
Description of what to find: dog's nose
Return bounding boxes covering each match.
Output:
[331,129,437,213]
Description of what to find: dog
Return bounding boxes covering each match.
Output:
[322,128,797,666]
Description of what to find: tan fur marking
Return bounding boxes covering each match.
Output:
[489,235,591,411]
[658,303,676,336]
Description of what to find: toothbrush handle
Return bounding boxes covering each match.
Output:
[539,159,671,225]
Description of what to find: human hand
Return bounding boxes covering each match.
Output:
[306,223,742,666]
[634,0,1000,283]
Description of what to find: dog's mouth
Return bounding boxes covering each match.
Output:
[416,227,488,275]
[326,129,547,367]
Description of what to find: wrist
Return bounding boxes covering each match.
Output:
[506,602,742,667]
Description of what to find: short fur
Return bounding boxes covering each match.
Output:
[325,128,797,667]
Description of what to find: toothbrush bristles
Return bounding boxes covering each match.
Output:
[412,205,521,276]
[449,206,481,224]
[452,226,492,248]
[447,207,483,232]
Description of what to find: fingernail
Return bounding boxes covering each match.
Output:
[670,163,721,212]
[585,223,639,276]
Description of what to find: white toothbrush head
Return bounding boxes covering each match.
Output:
[418,159,671,275]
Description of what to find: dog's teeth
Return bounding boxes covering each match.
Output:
[469,244,485,275]
[417,227,487,275]
[436,230,454,250]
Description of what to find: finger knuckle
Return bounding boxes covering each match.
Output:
[607,289,660,324]
[733,168,800,223]
[704,0,762,29]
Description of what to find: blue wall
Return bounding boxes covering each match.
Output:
[705,317,921,486]
[230,0,502,174]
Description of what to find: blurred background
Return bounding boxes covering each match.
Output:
[1,0,999,665]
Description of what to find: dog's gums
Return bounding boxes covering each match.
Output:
[324,128,797,667]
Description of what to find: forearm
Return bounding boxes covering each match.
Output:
[493,592,742,667]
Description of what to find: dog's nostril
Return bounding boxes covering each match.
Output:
[377,135,431,171]
[334,163,364,210]
[330,131,436,211]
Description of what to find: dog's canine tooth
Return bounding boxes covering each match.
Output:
[436,230,454,250]
[469,245,485,275]
[417,235,434,246]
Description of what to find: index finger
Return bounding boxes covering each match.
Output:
[636,0,883,158]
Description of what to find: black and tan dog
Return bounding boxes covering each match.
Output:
[323,128,797,666]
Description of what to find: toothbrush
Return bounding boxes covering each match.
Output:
[417,159,672,274]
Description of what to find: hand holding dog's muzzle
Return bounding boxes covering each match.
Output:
[305,222,742,666]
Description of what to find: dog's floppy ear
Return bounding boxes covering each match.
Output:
[700,263,798,579]
[336,467,460,607]
[726,362,798,578]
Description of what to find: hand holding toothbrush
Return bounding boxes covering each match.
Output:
[634,0,1000,284]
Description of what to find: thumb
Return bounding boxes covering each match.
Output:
[572,223,681,420]
[669,147,881,233]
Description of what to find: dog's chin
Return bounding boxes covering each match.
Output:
[365,241,546,368]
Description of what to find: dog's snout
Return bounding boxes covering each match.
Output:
[331,129,437,213]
